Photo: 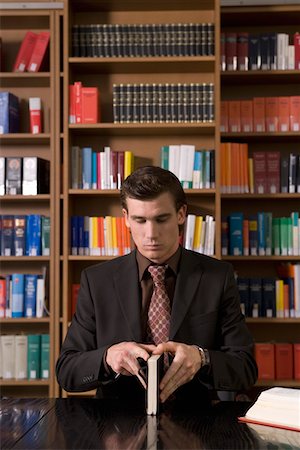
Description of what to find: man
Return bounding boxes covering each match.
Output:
[56,166,257,404]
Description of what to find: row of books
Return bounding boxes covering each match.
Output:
[71,146,134,190]
[69,82,100,124]
[0,334,49,380]
[222,212,300,256]
[0,156,50,196]
[255,342,300,380]
[220,145,300,194]
[112,83,215,124]
[72,23,215,58]
[221,32,300,71]
[71,215,131,257]
[237,271,300,319]
[0,273,47,319]
[182,214,215,256]
[13,31,50,72]
[161,146,215,189]
[1,214,50,257]
[221,97,300,133]
[0,92,44,134]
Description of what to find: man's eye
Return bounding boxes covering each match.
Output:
[157,217,167,223]
[135,219,146,223]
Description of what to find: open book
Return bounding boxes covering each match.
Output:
[239,387,300,432]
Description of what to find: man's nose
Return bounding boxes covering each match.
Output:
[145,221,158,238]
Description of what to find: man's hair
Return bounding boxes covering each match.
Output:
[120,166,187,212]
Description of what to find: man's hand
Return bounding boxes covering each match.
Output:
[152,341,202,403]
[106,342,156,379]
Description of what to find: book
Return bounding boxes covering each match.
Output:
[27,334,41,379]
[255,343,275,380]
[15,335,28,379]
[40,334,50,379]
[13,31,38,72]
[22,157,50,195]
[0,92,20,134]
[146,354,164,415]
[1,335,15,379]
[5,156,22,195]
[27,31,50,72]
[240,387,300,432]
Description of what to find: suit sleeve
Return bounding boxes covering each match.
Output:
[199,264,258,391]
[56,269,112,392]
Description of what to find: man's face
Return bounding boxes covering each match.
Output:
[123,192,186,264]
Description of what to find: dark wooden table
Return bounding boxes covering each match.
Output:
[1,398,299,449]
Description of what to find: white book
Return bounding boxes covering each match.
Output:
[1,335,15,379]
[15,335,28,379]
[168,145,180,180]
[204,215,213,255]
[104,146,111,190]
[100,151,106,190]
[240,387,300,431]
[288,45,295,70]
[36,277,45,318]
[183,214,196,250]
[199,221,206,254]
[178,144,195,188]
[0,156,5,195]
[277,33,289,70]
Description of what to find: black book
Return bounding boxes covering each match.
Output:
[5,157,22,195]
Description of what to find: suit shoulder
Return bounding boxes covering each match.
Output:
[83,252,134,278]
[183,249,233,273]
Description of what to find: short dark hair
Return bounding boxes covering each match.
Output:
[120,166,187,212]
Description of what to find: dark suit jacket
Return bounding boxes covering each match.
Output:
[56,248,257,402]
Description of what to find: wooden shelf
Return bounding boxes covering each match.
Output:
[0,256,50,262]
[255,379,300,388]
[246,318,300,324]
[0,194,51,201]
[222,256,300,261]
[221,70,300,85]
[68,188,216,196]
[68,255,115,261]
[221,193,300,200]
[0,318,50,324]
[0,379,50,386]
[221,132,300,142]
[0,72,50,79]
[0,133,51,144]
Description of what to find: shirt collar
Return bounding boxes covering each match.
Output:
[136,246,182,281]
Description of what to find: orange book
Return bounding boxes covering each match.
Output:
[275,343,293,380]
[255,343,275,380]
[265,97,279,132]
[225,142,232,193]
[294,343,300,379]
[253,97,265,132]
[278,96,290,132]
[220,142,227,193]
[289,96,300,132]
[283,283,290,318]
[27,31,50,72]
[240,100,253,132]
[231,142,240,193]
[220,101,229,132]
[116,217,123,256]
[240,143,249,193]
[13,31,38,72]
[81,87,99,124]
[228,100,241,132]
[71,283,80,319]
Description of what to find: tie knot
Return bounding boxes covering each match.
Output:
[148,265,167,284]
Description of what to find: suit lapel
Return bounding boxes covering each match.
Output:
[113,251,142,341]
[170,250,204,339]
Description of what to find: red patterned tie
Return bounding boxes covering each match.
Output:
[147,265,171,355]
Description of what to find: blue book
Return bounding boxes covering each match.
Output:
[12,273,24,318]
[237,277,250,317]
[229,212,243,256]
[0,92,20,134]
[5,274,11,317]
[71,216,79,255]
[78,215,85,255]
[257,212,266,256]
[249,278,262,318]
[262,278,276,317]
[92,151,97,189]
[82,147,92,189]
[84,215,89,255]
[26,215,41,256]
[24,274,38,317]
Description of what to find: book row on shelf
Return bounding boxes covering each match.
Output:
[0,157,50,196]
[1,214,50,257]
[237,266,300,319]
[0,93,44,134]
[255,342,300,381]
[221,97,300,134]
[183,214,215,256]
[0,334,50,381]
[11,31,50,73]
[221,31,300,71]
[220,145,300,194]
[113,83,215,124]
[0,272,48,319]
[222,211,300,256]
[72,23,215,58]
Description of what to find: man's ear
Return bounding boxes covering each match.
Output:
[178,205,187,225]
[122,208,130,228]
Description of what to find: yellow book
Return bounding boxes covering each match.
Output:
[124,151,133,179]
[193,216,203,252]
[111,216,118,256]
[275,279,284,318]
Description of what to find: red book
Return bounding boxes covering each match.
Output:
[294,32,300,70]
[255,343,275,379]
[275,343,293,379]
[289,96,300,132]
[240,100,253,132]
[225,32,237,71]
[266,151,280,194]
[69,85,76,124]
[220,101,229,132]
[265,97,279,132]
[117,150,125,189]
[253,151,267,194]
[74,81,82,124]
[81,87,99,124]
[237,32,249,71]
[13,31,38,72]
[71,283,80,319]
[228,100,241,132]
[294,343,300,379]
[253,97,265,132]
[27,31,50,72]
[110,150,118,189]
[0,278,6,318]
[278,96,290,132]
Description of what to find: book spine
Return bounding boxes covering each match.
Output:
[27,334,41,379]
[12,273,24,318]
[24,274,38,318]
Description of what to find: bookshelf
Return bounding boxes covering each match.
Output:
[60,0,220,396]
[0,3,63,397]
[221,4,300,389]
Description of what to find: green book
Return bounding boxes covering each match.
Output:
[40,334,50,379]
[279,217,288,256]
[27,334,41,379]
[41,216,50,256]
[160,146,169,170]
[272,218,280,256]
